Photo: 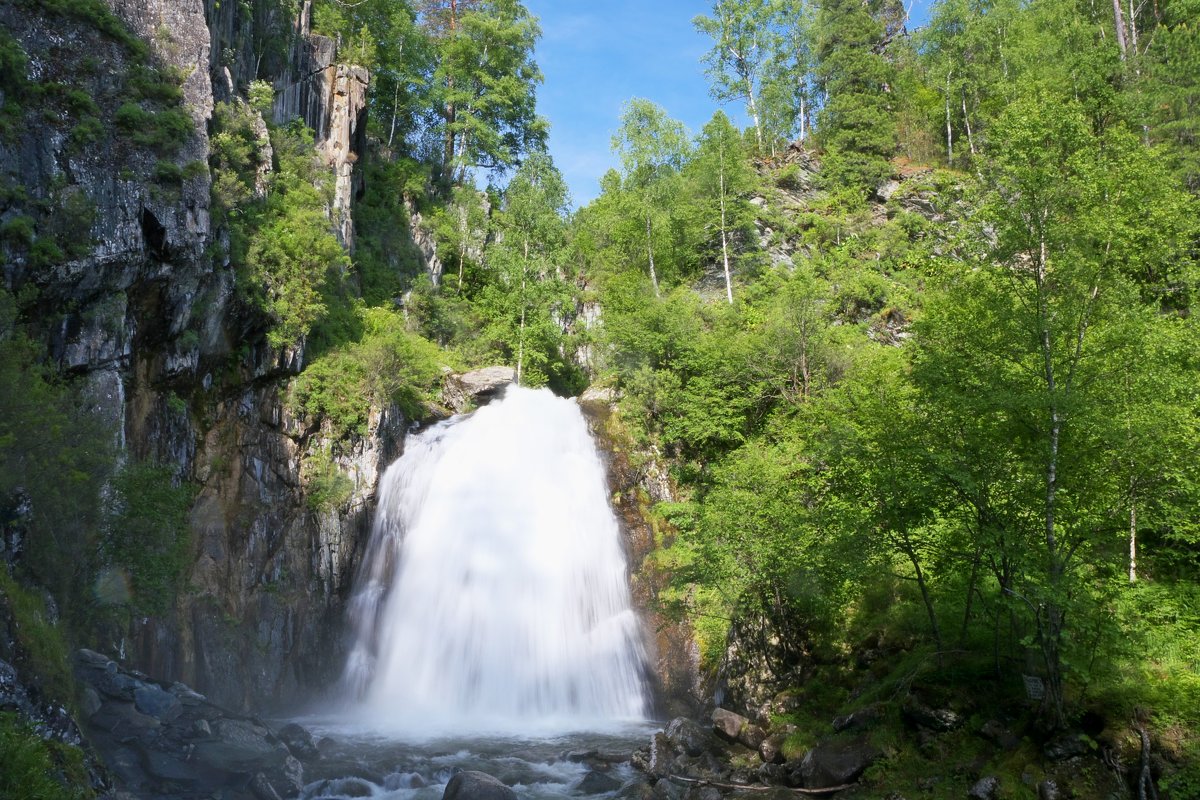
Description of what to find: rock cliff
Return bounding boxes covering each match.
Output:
[0,0,381,711]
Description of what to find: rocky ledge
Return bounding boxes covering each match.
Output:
[74,649,318,800]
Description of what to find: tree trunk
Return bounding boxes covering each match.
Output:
[945,73,954,164]
[1129,483,1138,583]
[645,214,660,297]
[516,237,528,386]
[1113,0,1130,60]
[719,160,733,305]
[962,91,977,156]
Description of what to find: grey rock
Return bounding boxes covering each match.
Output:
[277,722,320,761]
[759,732,788,764]
[577,770,623,794]
[443,366,515,411]
[89,701,161,734]
[833,704,884,733]
[978,719,1020,749]
[652,779,686,800]
[250,772,284,800]
[1038,779,1061,800]
[1043,734,1088,761]
[901,699,963,732]
[141,748,205,783]
[133,683,182,721]
[968,776,1000,800]
[579,386,617,406]
[798,738,882,789]
[712,708,750,742]
[442,770,518,800]
[615,779,656,800]
[666,717,716,758]
[193,718,289,773]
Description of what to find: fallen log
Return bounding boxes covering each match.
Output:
[664,774,857,796]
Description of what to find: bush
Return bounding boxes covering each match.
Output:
[303,446,354,512]
[114,102,192,153]
[104,463,194,615]
[0,571,74,706]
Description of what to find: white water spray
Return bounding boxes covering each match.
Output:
[340,386,649,734]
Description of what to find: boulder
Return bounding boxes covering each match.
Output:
[443,367,515,412]
[133,683,182,722]
[1038,780,1062,800]
[711,708,767,751]
[968,776,1000,800]
[901,699,963,732]
[193,718,290,774]
[615,779,656,800]
[577,770,623,794]
[978,719,1020,750]
[759,732,788,764]
[833,704,884,733]
[442,770,518,800]
[1043,733,1089,761]
[277,722,320,761]
[665,717,716,757]
[797,738,882,789]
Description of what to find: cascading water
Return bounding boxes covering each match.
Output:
[340,386,649,735]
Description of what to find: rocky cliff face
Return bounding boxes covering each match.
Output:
[0,0,381,711]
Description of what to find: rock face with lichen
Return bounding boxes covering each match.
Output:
[0,0,380,711]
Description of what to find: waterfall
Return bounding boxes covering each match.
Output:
[340,386,649,734]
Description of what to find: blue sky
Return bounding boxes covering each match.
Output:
[522,1,931,208]
[523,1,728,208]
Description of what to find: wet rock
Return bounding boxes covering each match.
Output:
[901,699,963,732]
[797,738,882,789]
[758,762,788,784]
[89,701,161,734]
[277,722,320,761]
[969,776,1000,800]
[193,718,290,773]
[1038,779,1061,800]
[443,770,518,800]
[141,748,205,783]
[577,770,623,794]
[616,779,657,800]
[250,772,284,800]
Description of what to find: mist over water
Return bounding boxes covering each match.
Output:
[339,386,649,736]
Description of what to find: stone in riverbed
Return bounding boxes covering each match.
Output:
[442,770,518,800]
[666,717,719,757]
[277,722,320,761]
[133,683,182,721]
[577,770,623,794]
[193,718,290,773]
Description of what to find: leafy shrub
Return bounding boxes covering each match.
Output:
[114,102,192,153]
[303,446,355,512]
[1,215,35,246]
[0,571,73,705]
[67,116,104,151]
[290,307,444,438]
[104,463,194,615]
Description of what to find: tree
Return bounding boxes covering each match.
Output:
[611,99,690,297]
[813,0,898,190]
[914,94,1197,728]
[431,0,546,183]
[686,111,758,304]
[480,151,572,386]
[694,0,776,151]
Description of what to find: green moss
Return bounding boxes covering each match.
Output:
[0,572,74,707]
[303,446,355,512]
[0,713,91,800]
[104,463,195,615]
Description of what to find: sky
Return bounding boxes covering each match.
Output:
[522,1,932,209]
[522,1,733,208]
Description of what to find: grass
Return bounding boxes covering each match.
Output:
[0,713,93,800]
[0,571,74,707]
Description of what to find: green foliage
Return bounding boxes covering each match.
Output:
[0,712,91,800]
[104,463,195,616]
[114,102,193,154]
[0,571,74,707]
[290,306,445,438]
[302,446,355,512]
[17,0,147,57]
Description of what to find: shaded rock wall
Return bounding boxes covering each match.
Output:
[579,397,704,719]
[1,0,382,711]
